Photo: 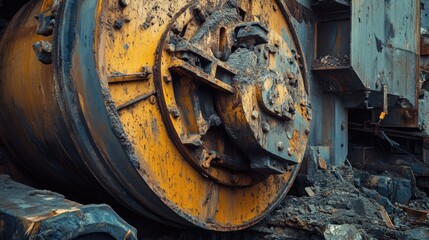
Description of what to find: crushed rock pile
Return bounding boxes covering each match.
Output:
[251,167,429,240]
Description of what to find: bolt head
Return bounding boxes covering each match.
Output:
[287,148,293,156]
[251,111,259,120]
[261,122,270,133]
[141,66,153,77]
[170,108,180,118]
[277,142,284,151]
[149,95,156,105]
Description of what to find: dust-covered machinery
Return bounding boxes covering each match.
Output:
[2,0,429,234]
[0,0,310,231]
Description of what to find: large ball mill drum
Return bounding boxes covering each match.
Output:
[0,0,311,230]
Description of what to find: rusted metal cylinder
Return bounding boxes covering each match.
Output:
[0,0,310,230]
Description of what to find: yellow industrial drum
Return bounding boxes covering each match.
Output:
[0,0,311,230]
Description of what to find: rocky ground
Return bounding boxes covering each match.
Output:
[156,166,429,239]
[250,167,429,240]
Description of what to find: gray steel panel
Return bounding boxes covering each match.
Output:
[351,0,420,105]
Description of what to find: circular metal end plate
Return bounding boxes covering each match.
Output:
[90,0,311,231]
[0,0,312,232]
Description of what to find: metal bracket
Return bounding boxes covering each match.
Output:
[35,0,62,36]
[169,41,237,94]
[235,22,269,49]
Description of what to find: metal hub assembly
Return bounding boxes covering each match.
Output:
[0,0,310,231]
[157,2,310,186]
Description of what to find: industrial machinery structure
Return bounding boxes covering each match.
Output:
[1,0,429,235]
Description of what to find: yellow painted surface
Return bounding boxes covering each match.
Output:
[95,0,310,229]
[0,1,57,141]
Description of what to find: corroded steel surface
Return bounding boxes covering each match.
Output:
[0,175,137,240]
[0,0,310,231]
[3,0,429,233]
